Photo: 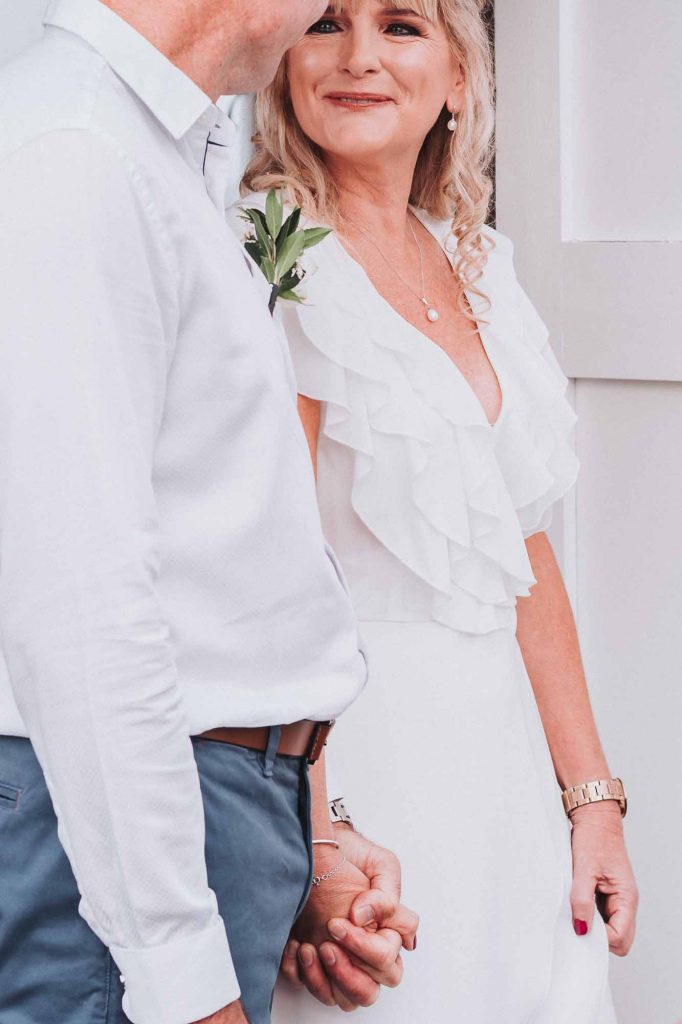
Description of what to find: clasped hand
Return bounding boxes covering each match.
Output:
[280,826,419,1010]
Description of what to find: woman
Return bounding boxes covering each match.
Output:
[233,0,638,1019]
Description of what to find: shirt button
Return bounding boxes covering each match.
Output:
[119,975,125,984]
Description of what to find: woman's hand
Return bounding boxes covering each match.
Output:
[569,802,638,955]
[280,828,418,1010]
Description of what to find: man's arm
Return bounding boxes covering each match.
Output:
[0,131,241,1024]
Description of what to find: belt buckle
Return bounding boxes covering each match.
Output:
[306,719,336,765]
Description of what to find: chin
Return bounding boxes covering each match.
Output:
[319,130,397,162]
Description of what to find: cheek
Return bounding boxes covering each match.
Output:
[287,51,331,137]
[396,65,451,129]
[393,46,452,107]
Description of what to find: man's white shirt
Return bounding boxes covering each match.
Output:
[0,2,367,1022]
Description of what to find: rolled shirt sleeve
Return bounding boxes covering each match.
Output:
[0,131,240,1023]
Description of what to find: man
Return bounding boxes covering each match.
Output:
[0,2,417,1023]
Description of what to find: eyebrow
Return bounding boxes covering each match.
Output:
[324,4,428,16]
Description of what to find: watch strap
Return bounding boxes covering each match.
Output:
[561,777,627,818]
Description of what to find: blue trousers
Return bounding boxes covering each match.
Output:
[0,731,313,1024]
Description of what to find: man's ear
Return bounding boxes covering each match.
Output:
[446,62,466,114]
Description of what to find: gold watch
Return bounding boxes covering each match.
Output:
[561,777,627,818]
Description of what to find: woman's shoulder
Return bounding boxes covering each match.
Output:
[411,208,519,303]
[411,206,514,255]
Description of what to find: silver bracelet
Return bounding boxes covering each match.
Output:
[312,838,340,849]
[311,855,347,886]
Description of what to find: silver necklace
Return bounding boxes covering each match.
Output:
[342,212,440,324]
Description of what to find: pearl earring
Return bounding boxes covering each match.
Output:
[447,112,458,132]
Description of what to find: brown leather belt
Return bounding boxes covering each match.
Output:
[196,719,335,765]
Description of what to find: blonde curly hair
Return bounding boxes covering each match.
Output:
[241,0,495,312]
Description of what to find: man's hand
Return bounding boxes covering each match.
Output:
[280,827,418,1010]
[194,998,249,1023]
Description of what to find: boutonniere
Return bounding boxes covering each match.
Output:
[239,189,331,315]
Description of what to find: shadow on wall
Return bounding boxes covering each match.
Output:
[482,0,496,229]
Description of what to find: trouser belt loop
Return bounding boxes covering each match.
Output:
[262,724,282,777]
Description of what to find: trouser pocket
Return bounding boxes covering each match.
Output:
[0,780,22,813]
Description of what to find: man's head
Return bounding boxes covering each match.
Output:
[102,0,329,99]
[220,0,330,93]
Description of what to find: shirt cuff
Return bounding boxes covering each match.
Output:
[110,917,240,1024]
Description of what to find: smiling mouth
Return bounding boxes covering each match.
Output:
[324,93,393,107]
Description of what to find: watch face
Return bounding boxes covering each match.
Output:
[330,799,354,827]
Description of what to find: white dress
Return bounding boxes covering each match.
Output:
[233,199,618,1023]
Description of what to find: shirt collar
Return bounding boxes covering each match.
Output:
[43,0,219,140]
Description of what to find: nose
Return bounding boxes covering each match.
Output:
[340,25,382,78]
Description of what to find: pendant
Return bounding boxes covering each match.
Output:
[421,297,440,323]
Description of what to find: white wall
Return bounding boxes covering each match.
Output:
[496,2,682,1022]
[576,379,682,1022]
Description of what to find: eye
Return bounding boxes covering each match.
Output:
[307,17,342,34]
[384,21,424,36]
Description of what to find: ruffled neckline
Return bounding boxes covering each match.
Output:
[330,205,509,433]
[230,196,579,634]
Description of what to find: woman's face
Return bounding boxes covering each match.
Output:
[286,1,463,166]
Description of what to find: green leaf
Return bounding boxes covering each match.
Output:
[261,256,276,284]
[244,207,273,251]
[275,230,306,279]
[277,289,304,304]
[302,227,332,249]
[276,207,301,248]
[279,270,301,292]
[252,215,274,263]
[244,241,261,264]
[265,189,283,240]
[243,207,268,234]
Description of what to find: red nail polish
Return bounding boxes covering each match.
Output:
[413,935,418,950]
[574,919,588,936]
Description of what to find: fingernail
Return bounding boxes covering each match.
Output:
[574,919,588,936]
[356,905,374,926]
[328,920,347,940]
[413,934,418,950]
[299,946,314,967]
[320,944,336,966]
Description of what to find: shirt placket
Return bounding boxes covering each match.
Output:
[190,110,237,213]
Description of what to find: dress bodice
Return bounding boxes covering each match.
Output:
[232,198,579,634]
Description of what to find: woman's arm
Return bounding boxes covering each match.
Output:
[516,531,609,789]
[297,395,321,477]
[516,531,638,954]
